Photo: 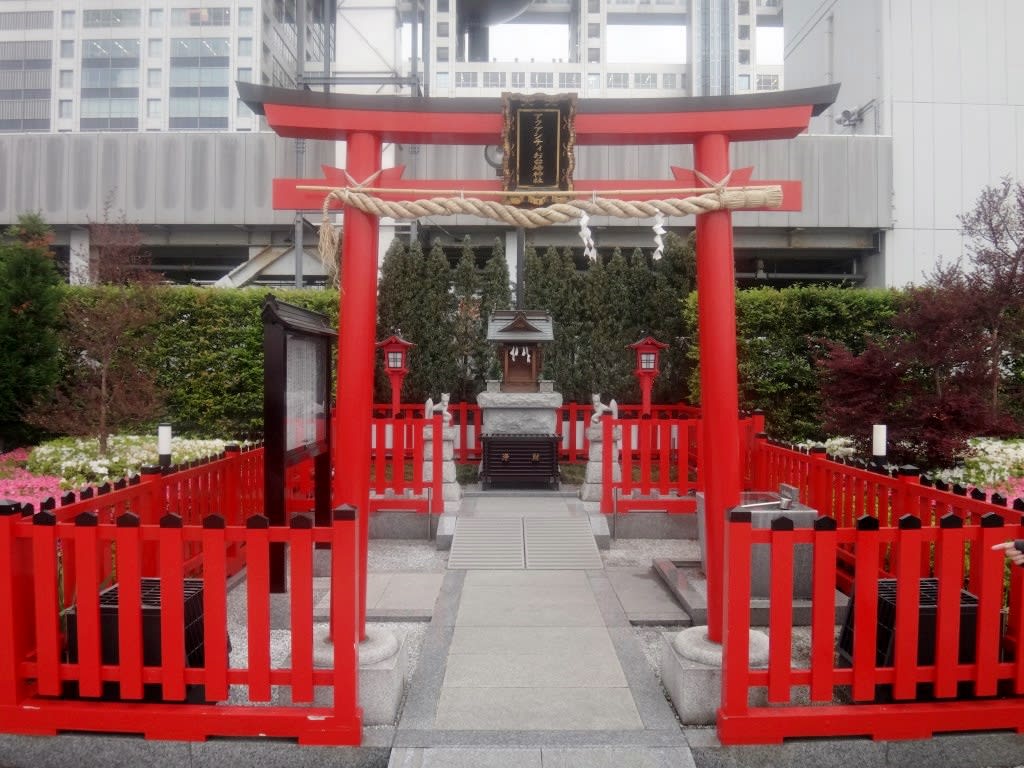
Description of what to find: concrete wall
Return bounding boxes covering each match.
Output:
[786,0,1024,286]
[0,131,334,227]
[395,134,892,231]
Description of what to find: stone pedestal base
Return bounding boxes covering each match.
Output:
[660,626,768,725]
[579,422,620,510]
[424,424,462,511]
[311,625,407,726]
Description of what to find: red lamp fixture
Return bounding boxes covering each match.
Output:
[628,335,669,417]
[376,333,414,416]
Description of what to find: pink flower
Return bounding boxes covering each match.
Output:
[0,449,62,509]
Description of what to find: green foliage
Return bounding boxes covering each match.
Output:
[684,285,899,441]
[452,237,482,400]
[0,215,63,447]
[401,241,458,402]
[146,286,336,437]
[476,238,512,381]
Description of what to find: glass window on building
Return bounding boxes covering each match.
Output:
[586,73,600,92]
[148,68,161,87]
[0,40,53,131]
[588,23,600,38]
[80,39,141,130]
[237,99,252,117]
[60,40,74,58]
[756,73,780,91]
[238,67,252,83]
[606,72,628,88]
[238,8,253,27]
[558,72,581,89]
[588,47,600,63]
[738,48,750,64]
[737,73,750,90]
[483,71,506,88]
[455,71,477,87]
[662,72,677,89]
[149,38,163,57]
[147,98,161,117]
[171,8,231,26]
[59,69,73,88]
[149,9,163,26]
[169,38,230,127]
[634,72,656,88]
[738,25,750,40]
[435,71,449,88]
[0,11,54,30]
[437,46,449,62]
[530,72,553,88]
[83,9,141,28]
[437,21,449,37]
[58,100,72,118]
[237,38,253,57]
[588,0,599,12]
[61,10,74,29]
[738,0,750,14]
[511,71,525,88]
[437,0,449,12]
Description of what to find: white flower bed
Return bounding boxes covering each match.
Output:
[933,437,1024,492]
[28,435,232,489]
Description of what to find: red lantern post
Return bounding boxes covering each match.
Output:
[628,336,669,417]
[376,334,414,417]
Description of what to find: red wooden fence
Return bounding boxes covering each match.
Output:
[373,401,700,465]
[0,505,361,744]
[719,508,1024,743]
[369,414,444,514]
[597,412,762,514]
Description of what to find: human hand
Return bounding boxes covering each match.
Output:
[991,540,1024,567]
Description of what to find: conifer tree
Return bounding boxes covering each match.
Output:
[404,241,457,402]
[522,242,544,309]
[0,214,62,447]
[476,238,511,385]
[375,237,413,404]
[452,236,480,400]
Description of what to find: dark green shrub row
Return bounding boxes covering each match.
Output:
[684,285,900,442]
[146,287,337,436]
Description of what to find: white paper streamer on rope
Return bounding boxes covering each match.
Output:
[578,210,597,261]
[652,212,666,261]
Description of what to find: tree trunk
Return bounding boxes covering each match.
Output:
[990,327,1001,422]
[98,362,108,456]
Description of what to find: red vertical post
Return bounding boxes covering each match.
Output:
[601,415,614,514]
[333,131,382,640]
[694,132,741,643]
[332,505,362,731]
[0,508,32,705]
[431,414,444,514]
[809,448,829,514]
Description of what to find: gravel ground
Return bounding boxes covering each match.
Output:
[601,537,700,568]
[368,539,449,572]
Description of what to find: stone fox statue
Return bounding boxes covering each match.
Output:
[424,393,453,426]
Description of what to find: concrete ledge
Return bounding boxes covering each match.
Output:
[369,511,436,540]
[589,514,611,549]
[435,513,457,550]
[610,512,697,539]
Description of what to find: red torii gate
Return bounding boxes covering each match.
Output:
[239,83,838,653]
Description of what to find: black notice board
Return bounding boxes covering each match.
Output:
[263,295,335,593]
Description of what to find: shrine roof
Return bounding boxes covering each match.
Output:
[487,311,554,343]
[237,82,840,145]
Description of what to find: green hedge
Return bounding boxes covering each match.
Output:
[684,285,899,442]
[146,287,337,437]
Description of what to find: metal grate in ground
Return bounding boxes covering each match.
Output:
[447,518,525,569]
[524,517,602,570]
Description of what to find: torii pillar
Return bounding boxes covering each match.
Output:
[242,81,839,648]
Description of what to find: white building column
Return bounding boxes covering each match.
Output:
[69,228,90,285]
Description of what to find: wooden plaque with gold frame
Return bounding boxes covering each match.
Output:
[501,93,576,207]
